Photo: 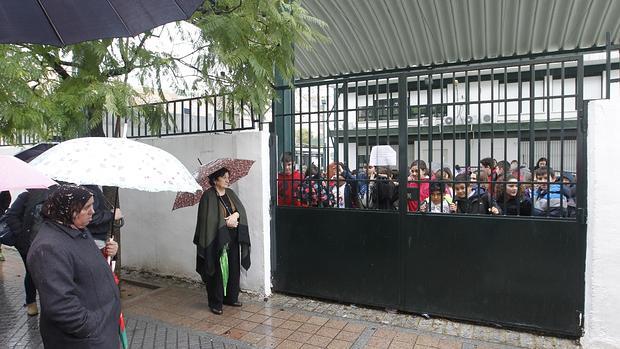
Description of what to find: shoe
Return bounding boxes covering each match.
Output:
[210,307,223,315]
[26,303,39,316]
[224,301,242,307]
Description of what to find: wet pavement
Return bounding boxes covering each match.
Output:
[1,247,580,348]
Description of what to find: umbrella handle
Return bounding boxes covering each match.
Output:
[108,187,119,240]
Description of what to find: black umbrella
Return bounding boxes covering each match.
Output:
[0,0,204,46]
[14,143,57,163]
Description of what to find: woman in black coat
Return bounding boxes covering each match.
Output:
[27,185,120,349]
[495,174,532,216]
[194,168,251,315]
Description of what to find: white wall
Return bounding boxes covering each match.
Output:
[119,130,271,296]
[583,97,620,348]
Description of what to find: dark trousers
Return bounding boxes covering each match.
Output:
[204,229,240,310]
[17,249,37,305]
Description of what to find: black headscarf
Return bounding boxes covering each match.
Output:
[42,185,93,226]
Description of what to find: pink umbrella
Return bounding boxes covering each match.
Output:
[0,155,57,191]
[172,158,255,210]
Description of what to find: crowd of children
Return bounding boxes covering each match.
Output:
[277,152,577,218]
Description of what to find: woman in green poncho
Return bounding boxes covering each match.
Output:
[193,167,251,315]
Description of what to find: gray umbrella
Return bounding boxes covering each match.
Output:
[0,0,204,46]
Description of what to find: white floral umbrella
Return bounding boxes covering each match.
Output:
[30,137,201,193]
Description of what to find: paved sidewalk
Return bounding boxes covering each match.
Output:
[0,248,249,349]
[1,247,580,348]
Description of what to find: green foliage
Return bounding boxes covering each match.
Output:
[0,0,326,143]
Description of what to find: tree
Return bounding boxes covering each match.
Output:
[0,0,325,143]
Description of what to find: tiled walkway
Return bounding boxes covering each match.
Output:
[1,247,580,348]
[0,248,249,349]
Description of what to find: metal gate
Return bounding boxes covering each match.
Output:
[272,54,587,337]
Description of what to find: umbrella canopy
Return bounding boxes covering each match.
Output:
[0,155,57,191]
[0,0,204,46]
[14,143,57,163]
[29,137,201,193]
[173,158,255,210]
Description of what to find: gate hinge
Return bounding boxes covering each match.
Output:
[577,208,587,224]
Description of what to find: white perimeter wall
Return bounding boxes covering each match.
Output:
[118,130,271,296]
[583,97,620,348]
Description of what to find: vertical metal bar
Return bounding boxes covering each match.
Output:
[490,68,495,164]
[503,67,508,170]
[181,101,185,133]
[365,80,370,208]
[529,65,537,215]
[143,109,148,136]
[231,97,236,129]
[465,71,470,168]
[387,81,391,157]
[427,74,433,166]
[440,73,445,212]
[326,83,331,184]
[308,86,312,173]
[529,65,536,175]
[376,78,380,151]
[213,97,217,131]
[546,63,553,212]
[241,100,245,129]
[503,67,509,212]
[189,100,193,132]
[477,69,481,186]
[335,83,340,206]
[355,80,359,184]
[452,72,456,186]
[197,98,201,132]
[131,108,135,137]
[517,65,522,184]
[173,102,177,134]
[316,85,321,180]
[343,81,349,167]
[606,32,612,99]
[222,96,227,130]
[560,62,565,188]
[576,56,585,220]
[416,76,421,211]
[298,87,303,204]
[397,74,408,304]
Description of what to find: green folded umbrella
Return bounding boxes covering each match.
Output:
[220,247,229,297]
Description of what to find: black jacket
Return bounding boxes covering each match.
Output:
[83,185,114,241]
[455,188,500,215]
[497,195,532,216]
[0,190,11,213]
[5,190,48,253]
[27,220,120,349]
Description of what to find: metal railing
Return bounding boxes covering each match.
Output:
[274,54,601,219]
[103,94,261,138]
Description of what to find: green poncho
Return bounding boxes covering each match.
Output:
[193,188,251,284]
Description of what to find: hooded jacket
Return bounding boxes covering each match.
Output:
[533,183,570,217]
